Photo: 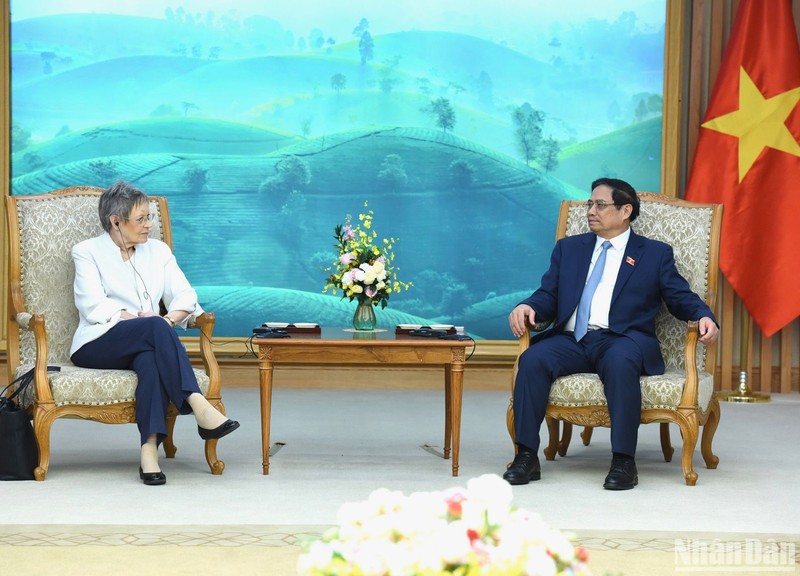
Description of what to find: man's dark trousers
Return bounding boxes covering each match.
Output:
[513,328,645,456]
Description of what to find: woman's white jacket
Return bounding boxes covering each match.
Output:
[70,232,202,356]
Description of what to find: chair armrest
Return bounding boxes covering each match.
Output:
[187,312,210,330]
[9,280,32,330]
[8,277,56,402]
[20,313,56,404]
[517,320,552,354]
[531,320,552,332]
[15,312,33,330]
[190,312,222,399]
[678,320,701,407]
[513,322,550,388]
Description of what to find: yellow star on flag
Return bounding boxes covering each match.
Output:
[701,67,800,182]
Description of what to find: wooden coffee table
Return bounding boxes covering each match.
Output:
[253,328,472,476]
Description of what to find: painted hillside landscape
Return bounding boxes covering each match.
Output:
[9,2,665,339]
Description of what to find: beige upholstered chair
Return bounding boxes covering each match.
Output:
[5,186,226,480]
[506,193,723,485]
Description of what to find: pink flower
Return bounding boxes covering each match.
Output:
[445,493,466,519]
[576,545,589,563]
[340,252,356,265]
[343,225,355,241]
[365,286,377,299]
[468,532,491,565]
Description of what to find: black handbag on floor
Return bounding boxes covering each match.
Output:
[0,368,39,480]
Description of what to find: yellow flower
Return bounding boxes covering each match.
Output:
[323,201,412,309]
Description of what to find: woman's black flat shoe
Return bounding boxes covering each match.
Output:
[198,419,240,440]
[139,466,166,486]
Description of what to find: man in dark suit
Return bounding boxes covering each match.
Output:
[504,177,718,489]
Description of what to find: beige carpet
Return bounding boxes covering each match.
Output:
[0,545,665,576]
[1,525,797,575]
[2,389,799,575]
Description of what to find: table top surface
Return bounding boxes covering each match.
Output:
[252,327,473,347]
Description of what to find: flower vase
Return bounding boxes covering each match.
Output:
[353,298,377,331]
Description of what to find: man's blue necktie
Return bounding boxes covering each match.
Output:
[574,240,612,341]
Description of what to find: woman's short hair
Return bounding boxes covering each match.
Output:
[98,180,149,232]
[591,177,640,222]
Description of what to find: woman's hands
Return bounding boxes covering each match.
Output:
[119,310,188,327]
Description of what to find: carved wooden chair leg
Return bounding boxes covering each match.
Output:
[580,426,593,446]
[205,438,224,474]
[701,398,721,469]
[679,420,700,486]
[660,422,675,462]
[163,408,178,458]
[543,416,560,460]
[32,408,56,481]
[203,398,226,474]
[558,421,573,456]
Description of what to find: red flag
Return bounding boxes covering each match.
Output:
[685,0,800,337]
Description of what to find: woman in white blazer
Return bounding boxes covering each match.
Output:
[70,181,239,486]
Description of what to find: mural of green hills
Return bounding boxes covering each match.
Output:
[12,124,579,338]
[554,117,663,192]
[11,118,299,179]
[10,6,664,339]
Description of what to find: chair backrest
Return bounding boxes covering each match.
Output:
[556,192,722,374]
[5,186,170,370]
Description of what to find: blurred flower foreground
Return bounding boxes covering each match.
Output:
[297,473,591,575]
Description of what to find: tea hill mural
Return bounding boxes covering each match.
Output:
[9,2,665,339]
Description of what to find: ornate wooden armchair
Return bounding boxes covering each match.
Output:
[506,193,723,485]
[5,186,226,480]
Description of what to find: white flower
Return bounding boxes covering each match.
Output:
[323,203,412,306]
[298,474,591,576]
[360,262,377,284]
[437,520,474,565]
[295,540,335,573]
[524,546,559,576]
[466,473,514,522]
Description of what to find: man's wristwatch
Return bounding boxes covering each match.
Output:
[164,315,176,327]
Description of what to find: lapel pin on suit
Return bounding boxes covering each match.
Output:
[626,256,635,266]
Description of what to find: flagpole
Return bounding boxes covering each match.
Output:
[717,306,770,403]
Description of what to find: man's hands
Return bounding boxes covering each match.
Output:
[508,307,718,344]
[698,316,718,345]
[509,304,537,338]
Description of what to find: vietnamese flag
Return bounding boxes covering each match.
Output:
[685,0,800,337]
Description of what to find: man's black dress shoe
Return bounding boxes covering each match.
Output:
[198,419,240,440]
[502,451,541,485]
[139,466,166,486]
[603,457,638,490]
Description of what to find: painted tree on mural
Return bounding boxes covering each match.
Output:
[512,104,544,166]
[424,98,456,133]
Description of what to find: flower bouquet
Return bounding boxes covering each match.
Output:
[297,474,591,575]
[324,202,411,329]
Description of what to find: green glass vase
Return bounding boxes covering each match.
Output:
[352,298,377,330]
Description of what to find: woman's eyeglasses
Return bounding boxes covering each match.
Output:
[124,214,156,226]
